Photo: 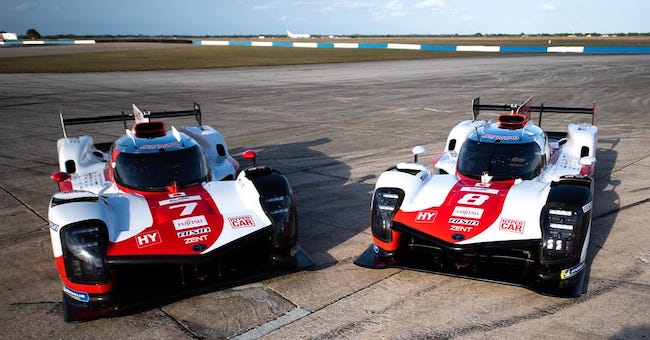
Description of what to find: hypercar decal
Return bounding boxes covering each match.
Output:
[394,178,514,243]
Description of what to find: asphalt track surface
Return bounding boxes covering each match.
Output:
[1,52,649,339]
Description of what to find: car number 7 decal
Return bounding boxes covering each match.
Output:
[169,202,198,216]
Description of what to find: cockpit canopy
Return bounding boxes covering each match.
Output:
[113,144,209,191]
[457,139,544,181]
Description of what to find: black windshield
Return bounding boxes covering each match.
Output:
[114,145,209,191]
[457,140,543,180]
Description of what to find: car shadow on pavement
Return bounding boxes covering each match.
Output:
[231,137,375,269]
[583,137,620,293]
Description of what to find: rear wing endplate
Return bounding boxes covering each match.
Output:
[59,103,202,138]
[471,97,595,126]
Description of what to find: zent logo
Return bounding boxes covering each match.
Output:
[228,215,255,228]
[136,230,162,248]
[415,211,437,223]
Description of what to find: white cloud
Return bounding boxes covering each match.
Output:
[537,4,557,11]
[252,5,270,11]
[414,0,445,9]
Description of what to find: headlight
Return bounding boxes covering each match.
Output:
[262,194,296,249]
[542,208,579,262]
[61,221,109,284]
[371,188,404,243]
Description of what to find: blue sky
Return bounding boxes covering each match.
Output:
[2,0,649,36]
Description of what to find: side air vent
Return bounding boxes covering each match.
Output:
[498,114,526,129]
[448,139,456,151]
[580,146,590,157]
[65,160,76,173]
[134,121,166,138]
[216,144,226,156]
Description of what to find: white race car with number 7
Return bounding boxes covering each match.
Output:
[48,103,313,321]
[355,97,597,297]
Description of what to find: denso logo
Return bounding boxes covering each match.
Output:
[228,215,255,228]
[177,227,211,238]
[136,230,162,248]
[415,211,437,223]
[173,215,208,230]
[499,218,525,234]
[448,218,479,226]
[452,206,484,219]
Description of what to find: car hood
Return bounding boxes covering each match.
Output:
[393,176,549,245]
[105,181,272,256]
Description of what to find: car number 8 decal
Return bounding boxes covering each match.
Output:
[457,193,489,206]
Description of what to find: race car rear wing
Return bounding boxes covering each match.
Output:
[59,102,202,138]
[471,97,595,127]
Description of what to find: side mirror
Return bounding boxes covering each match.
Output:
[50,172,72,192]
[412,145,426,163]
[242,149,258,167]
[50,172,70,183]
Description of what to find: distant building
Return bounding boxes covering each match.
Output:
[1,32,18,41]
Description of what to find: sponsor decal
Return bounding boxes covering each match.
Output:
[184,234,209,244]
[482,134,520,141]
[192,244,207,252]
[136,230,162,248]
[49,221,60,232]
[460,186,499,195]
[173,215,208,230]
[415,211,437,223]
[582,201,593,213]
[448,218,479,226]
[139,141,182,150]
[451,233,465,241]
[228,215,255,228]
[159,195,202,206]
[560,262,585,280]
[177,227,211,238]
[452,206,484,219]
[499,218,525,234]
[450,225,473,232]
[63,286,89,303]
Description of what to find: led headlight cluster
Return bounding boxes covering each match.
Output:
[543,208,578,260]
[61,221,109,284]
[371,188,404,243]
